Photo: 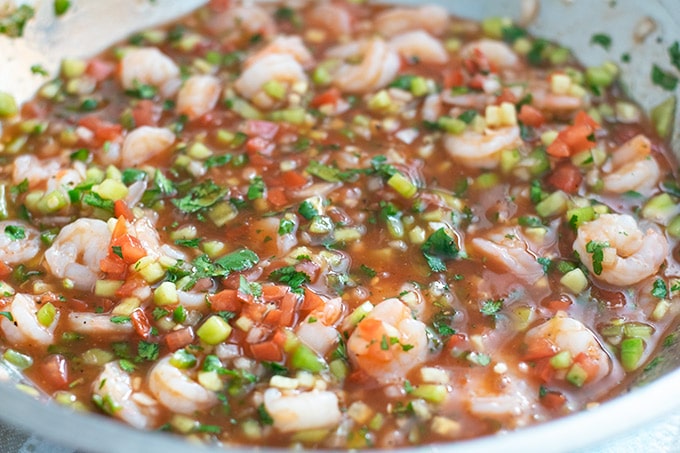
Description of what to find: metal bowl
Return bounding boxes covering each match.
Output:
[1,1,679,451]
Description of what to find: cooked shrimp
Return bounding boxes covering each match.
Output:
[328,38,400,94]
[93,362,160,430]
[0,293,59,347]
[43,218,110,291]
[602,135,660,194]
[247,35,314,68]
[389,30,449,65]
[12,155,61,188]
[176,75,222,121]
[347,298,428,384]
[465,371,536,428]
[471,227,545,284]
[119,47,181,98]
[121,126,175,167]
[206,5,276,39]
[148,356,218,414]
[296,296,343,356]
[67,312,135,340]
[0,221,41,265]
[460,39,520,70]
[263,388,342,433]
[374,5,449,37]
[573,213,667,286]
[307,3,352,38]
[524,312,611,385]
[234,54,307,108]
[444,126,521,169]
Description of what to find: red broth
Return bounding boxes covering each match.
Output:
[0,0,678,448]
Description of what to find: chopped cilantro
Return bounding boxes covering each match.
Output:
[238,275,262,297]
[70,148,90,162]
[389,74,417,91]
[137,341,159,361]
[257,403,274,425]
[421,228,459,272]
[202,355,224,372]
[10,178,29,197]
[298,200,319,220]
[263,361,288,376]
[590,33,612,50]
[246,176,265,200]
[360,264,377,278]
[480,299,503,316]
[196,424,221,434]
[0,5,35,38]
[380,334,390,351]
[4,225,25,241]
[278,217,295,235]
[118,359,136,373]
[537,257,552,274]
[518,216,544,228]
[80,98,99,112]
[585,240,609,275]
[111,245,123,258]
[403,380,415,394]
[54,0,71,16]
[466,351,491,366]
[669,41,680,72]
[173,305,187,323]
[652,64,678,91]
[501,25,527,43]
[652,278,668,299]
[30,64,49,76]
[204,154,232,169]
[268,266,310,294]
[110,315,130,324]
[306,160,343,182]
[125,81,157,99]
[83,192,114,212]
[152,307,169,321]
[174,238,200,248]
[172,180,227,214]
[153,169,175,195]
[0,311,13,322]
[214,248,259,274]
[121,168,147,186]
[457,110,478,124]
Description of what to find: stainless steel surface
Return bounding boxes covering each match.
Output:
[1,0,679,451]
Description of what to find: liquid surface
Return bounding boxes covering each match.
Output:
[0,0,679,448]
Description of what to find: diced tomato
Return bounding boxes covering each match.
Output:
[280,170,308,189]
[248,152,274,167]
[263,309,282,325]
[246,120,279,140]
[78,116,123,143]
[209,289,242,312]
[208,0,231,13]
[310,87,342,107]
[266,187,288,208]
[524,337,558,361]
[115,278,146,298]
[130,308,152,339]
[131,99,158,127]
[262,285,287,302]
[100,255,127,277]
[544,297,572,312]
[443,69,465,88]
[111,216,128,239]
[278,292,297,327]
[165,327,195,351]
[86,59,115,82]
[243,303,266,322]
[547,111,600,158]
[495,88,517,105]
[574,110,600,129]
[540,390,567,409]
[546,139,571,158]
[300,288,324,311]
[573,352,600,381]
[111,234,147,264]
[546,163,583,194]
[20,101,47,119]
[114,200,134,221]
[467,74,486,91]
[0,261,12,279]
[518,104,546,127]
[445,333,467,350]
[534,357,556,382]
[39,354,69,390]
[249,340,283,362]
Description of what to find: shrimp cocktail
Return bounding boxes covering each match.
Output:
[0,0,679,449]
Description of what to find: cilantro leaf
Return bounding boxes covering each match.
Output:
[0,4,35,38]
[4,225,25,241]
[652,278,668,299]
[278,217,295,235]
[421,228,459,272]
[669,41,680,72]
[298,200,318,220]
[238,275,262,297]
[258,403,274,425]
[214,248,259,273]
[137,341,159,361]
[246,176,265,200]
[585,240,609,275]
[172,180,227,213]
[480,299,503,316]
[652,64,679,91]
[590,33,612,50]
[268,266,310,294]
[0,311,14,322]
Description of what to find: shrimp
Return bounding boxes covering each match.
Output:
[444,126,521,169]
[234,54,307,108]
[602,135,660,194]
[43,218,110,291]
[460,39,520,70]
[12,155,61,188]
[263,388,342,433]
[471,227,545,284]
[148,356,218,414]
[296,296,343,356]
[119,47,181,98]
[0,293,59,347]
[67,312,134,340]
[0,221,41,264]
[524,312,611,385]
[307,3,353,38]
[328,39,400,94]
[347,298,428,384]
[389,30,449,65]
[246,35,314,68]
[93,362,160,430]
[573,213,667,286]
[175,75,222,121]
[206,5,276,39]
[121,126,175,167]
[374,5,449,37]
